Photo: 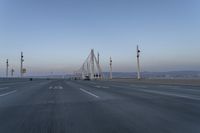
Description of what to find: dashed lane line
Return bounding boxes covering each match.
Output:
[0,90,17,97]
[80,88,99,98]
[94,85,109,89]
[49,86,63,90]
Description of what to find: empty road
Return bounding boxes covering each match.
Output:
[0,79,200,133]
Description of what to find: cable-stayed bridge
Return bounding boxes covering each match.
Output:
[74,49,104,80]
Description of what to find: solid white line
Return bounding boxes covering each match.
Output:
[80,88,99,98]
[0,90,17,97]
[94,86,109,89]
[139,89,200,101]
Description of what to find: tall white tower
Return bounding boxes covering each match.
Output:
[110,57,112,80]
[20,52,24,78]
[90,49,95,79]
[136,45,141,80]
[97,52,100,78]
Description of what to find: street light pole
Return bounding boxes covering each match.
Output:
[137,45,141,80]
[6,59,9,77]
[20,52,24,78]
[110,57,112,80]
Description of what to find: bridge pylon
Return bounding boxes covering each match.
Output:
[74,49,104,80]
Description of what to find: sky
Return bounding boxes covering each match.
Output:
[0,0,200,76]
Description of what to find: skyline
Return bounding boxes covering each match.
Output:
[0,0,200,76]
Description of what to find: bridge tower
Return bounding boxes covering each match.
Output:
[75,49,104,80]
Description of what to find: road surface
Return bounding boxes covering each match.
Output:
[0,79,199,133]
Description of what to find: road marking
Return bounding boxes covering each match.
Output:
[49,86,63,90]
[94,86,109,89]
[59,86,63,89]
[139,89,200,101]
[49,86,53,89]
[80,88,99,98]
[95,85,101,88]
[0,90,17,97]
[0,87,9,90]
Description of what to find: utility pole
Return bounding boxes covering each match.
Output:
[110,57,112,80]
[20,52,24,78]
[137,45,141,80]
[6,59,9,77]
[11,69,14,77]
[97,52,100,78]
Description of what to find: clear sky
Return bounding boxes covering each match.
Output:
[0,0,200,76]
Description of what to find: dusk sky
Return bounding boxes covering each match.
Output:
[0,0,200,76]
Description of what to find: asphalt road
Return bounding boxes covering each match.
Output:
[0,79,200,133]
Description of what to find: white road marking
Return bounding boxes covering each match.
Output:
[59,86,63,89]
[139,89,200,101]
[0,90,17,97]
[49,86,63,90]
[80,88,99,98]
[94,86,109,89]
[158,85,182,89]
[49,86,53,89]
[95,85,101,88]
